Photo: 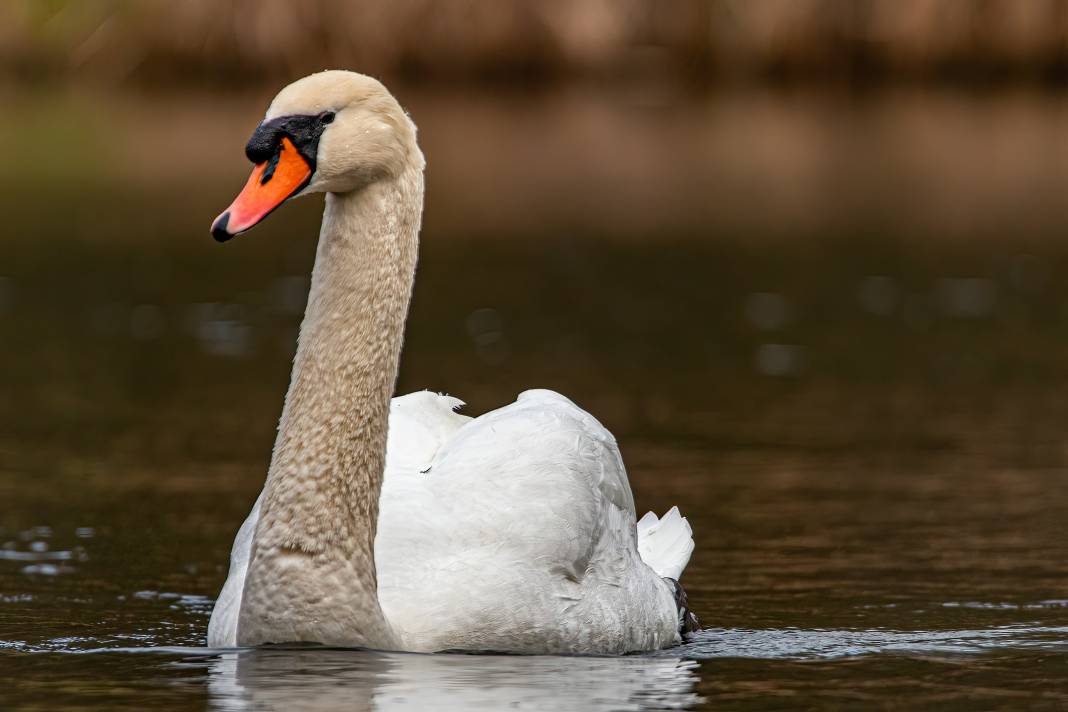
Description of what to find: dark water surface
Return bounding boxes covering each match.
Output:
[3,88,1068,709]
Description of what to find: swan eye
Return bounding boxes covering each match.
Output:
[320,111,336,125]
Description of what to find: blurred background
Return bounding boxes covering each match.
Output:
[7,0,1068,463]
[3,2,1068,707]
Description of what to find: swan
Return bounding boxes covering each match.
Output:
[205,70,698,654]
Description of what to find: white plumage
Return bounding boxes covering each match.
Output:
[209,390,695,653]
[637,507,695,582]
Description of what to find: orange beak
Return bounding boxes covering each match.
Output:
[211,137,312,242]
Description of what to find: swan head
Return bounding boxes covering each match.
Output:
[211,70,421,242]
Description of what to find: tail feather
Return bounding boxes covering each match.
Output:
[636,505,694,581]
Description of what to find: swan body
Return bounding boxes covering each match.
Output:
[205,70,697,654]
[210,389,694,653]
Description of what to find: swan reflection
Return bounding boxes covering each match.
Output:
[208,648,701,711]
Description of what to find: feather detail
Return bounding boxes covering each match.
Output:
[637,506,695,581]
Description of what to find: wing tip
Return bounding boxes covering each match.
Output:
[637,505,695,580]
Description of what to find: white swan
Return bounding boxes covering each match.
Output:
[205,70,697,654]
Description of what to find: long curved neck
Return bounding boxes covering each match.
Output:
[237,165,422,648]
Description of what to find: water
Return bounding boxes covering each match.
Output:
[3,87,1068,709]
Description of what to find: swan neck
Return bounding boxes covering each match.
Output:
[237,167,422,647]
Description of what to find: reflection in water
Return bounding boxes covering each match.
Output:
[199,623,1068,709]
[206,648,701,712]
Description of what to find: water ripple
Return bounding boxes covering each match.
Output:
[672,624,1068,660]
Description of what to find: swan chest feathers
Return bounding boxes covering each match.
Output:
[209,390,691,654]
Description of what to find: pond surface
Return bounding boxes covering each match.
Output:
[2,87,1068,709]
